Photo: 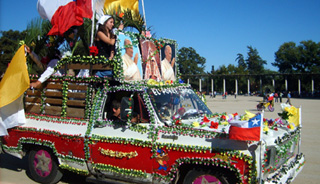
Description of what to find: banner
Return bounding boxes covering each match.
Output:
[95,0,139,19]
[0,45,29,136]
[0,45,29,107]
[37,0,93,36]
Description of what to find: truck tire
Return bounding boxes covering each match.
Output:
[28,148,63,184]
[183,169,229,184]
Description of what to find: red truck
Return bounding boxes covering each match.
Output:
[1,31,305,184]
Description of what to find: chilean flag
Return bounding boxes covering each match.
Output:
[229,114,262,141]
[37,0,93,36]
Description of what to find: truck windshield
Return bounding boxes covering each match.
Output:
[148,87,213,122]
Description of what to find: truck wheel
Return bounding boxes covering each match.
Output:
[183,169,229,184]
[28,148,63,184]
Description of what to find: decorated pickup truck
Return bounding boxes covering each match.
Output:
[1,31,305,184]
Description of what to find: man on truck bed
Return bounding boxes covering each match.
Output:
[29,48,64,88]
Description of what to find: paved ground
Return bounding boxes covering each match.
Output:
[0,95,319,183]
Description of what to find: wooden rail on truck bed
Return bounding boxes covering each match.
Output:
[24,61,112,119]
[25,81,90,118]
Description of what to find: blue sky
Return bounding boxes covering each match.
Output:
[1,0,320,72]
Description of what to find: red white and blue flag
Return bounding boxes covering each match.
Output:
[229,114,262,141]
[37,0,93,36]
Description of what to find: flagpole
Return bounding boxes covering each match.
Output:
[90,0,95,46]
[141,0,147,30]
[298,106,302,154]
[259,111,264,184]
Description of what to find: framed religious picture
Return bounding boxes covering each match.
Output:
[117,32,142,82]
[160,40,177,81]
[139,38,161,81]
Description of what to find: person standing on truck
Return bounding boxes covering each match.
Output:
[161,45,175,81]
[29,48,64,88]
[95,15,124,78]
[122,39,142,81]
[95,15,123,59]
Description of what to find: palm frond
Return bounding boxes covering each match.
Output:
[24,17,52,57]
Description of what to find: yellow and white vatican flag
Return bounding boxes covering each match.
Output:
[0,45,30,136]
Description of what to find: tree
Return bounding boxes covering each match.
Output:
[177,47,206,75]
[177,47,206,89]
[272,42,299,73]
[297,40,320,73]
[235,53,246,69]
[0,30,27,75]
[273,40,320,73]
[273,40,320,93]
[212,64,248,93]
[245,46,266,74]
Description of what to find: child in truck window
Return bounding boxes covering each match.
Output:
[109,100,121,121]
[106,99,139,124]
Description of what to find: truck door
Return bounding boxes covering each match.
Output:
[88,90,155,181]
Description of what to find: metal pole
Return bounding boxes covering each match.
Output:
[235,78,238,95]
[248,78,250,95]
[141,0,147,30]
[259,112,264,184]
[285,77,288,91]
[272,79,275,90]
[312,78,314,95]
[298,78,301,96]
[211,79,214,94]
[260,77,262,94]
[90,0,95,46]
[298,106,302,154]
[223,78,226,95]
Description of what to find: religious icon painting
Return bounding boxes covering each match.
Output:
[139,38,161,81]
[117,32,142,82]
[160,40,177,82]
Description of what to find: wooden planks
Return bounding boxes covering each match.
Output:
[67,63,112,70]
[24,81,90,119]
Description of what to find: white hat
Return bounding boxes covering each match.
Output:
[96,15,112,30]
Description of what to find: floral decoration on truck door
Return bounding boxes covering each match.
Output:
[98,147,138,159]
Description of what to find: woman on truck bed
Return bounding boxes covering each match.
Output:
[94,15,124,78]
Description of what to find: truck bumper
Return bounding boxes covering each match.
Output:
[264,153,305,184]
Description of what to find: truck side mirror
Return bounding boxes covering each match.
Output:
[120,97,134,122]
